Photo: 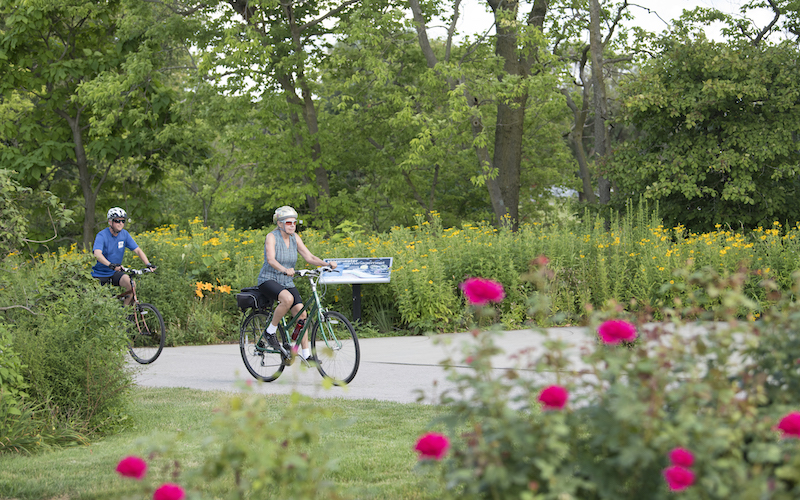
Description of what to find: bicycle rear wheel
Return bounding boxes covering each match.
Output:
[310,311,360,385]
[129,303,165,364]
[240,311,286,382]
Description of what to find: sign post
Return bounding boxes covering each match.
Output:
[320,257,393,322]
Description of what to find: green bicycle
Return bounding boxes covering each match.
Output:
[238,267,360,385]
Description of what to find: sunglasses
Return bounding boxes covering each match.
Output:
[283,220,296,226]
[112,219,126,224]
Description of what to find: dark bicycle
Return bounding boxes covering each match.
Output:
[117,267,165,364]
[237,267,360,385]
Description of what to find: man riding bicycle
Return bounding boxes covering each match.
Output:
[91,207,154,305]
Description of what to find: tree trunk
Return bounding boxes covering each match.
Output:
[589,0,611,204]
[57,107,99,250]
[284,1,330,209]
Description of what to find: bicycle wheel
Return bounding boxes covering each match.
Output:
[128,303,165,364]
[240,311,286,382]
[310,311,360,385]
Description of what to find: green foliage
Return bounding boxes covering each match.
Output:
[0,169,73,256]
[3,254,133,437]
[0,322,27,419]
[141,386,342,499]
[609,37,800,232]
[420,265,800,499]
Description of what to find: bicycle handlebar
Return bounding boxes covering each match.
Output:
[120,266,157,275]
[290,266,334,278]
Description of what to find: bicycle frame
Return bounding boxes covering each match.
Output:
[116,267,153,331]
[258,268,342,354]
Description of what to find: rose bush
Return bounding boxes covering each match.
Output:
[416,263,800,499]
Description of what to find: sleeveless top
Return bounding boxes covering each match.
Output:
[257,227,297,287]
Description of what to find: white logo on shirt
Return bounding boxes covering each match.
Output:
[118,241,124,249]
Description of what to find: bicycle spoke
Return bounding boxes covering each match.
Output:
[240,312,286,382]
[128,303,165,364]
[311,311,360,384]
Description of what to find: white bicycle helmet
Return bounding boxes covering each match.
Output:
[107,207,127,220]
[273,205,298,223]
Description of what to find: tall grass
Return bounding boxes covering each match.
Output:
[24,206,800,339]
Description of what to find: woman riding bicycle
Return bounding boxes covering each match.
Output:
[91,207,155,306]
[257,206,336,362]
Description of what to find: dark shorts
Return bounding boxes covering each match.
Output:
[97,270,125,287]
[258,280,303,307]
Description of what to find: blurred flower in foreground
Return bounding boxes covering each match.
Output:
[597,319,637,344]
[663,465,695,491]
[415,433,450,460]
[668,448,695,467]
[777,412,800,438]
[538,385,568,410]
[460,277,505,305]
[153,483,185,500]
[115,456,147,480]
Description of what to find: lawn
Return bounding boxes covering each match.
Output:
[0,387,447,500]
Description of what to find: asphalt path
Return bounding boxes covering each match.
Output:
[131,327,595,404]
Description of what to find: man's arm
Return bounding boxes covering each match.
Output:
[133,247,153,267]
[93,249,116,268]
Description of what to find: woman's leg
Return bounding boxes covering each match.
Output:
[272,289,295,327]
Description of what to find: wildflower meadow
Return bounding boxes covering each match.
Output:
[9,206,800,346]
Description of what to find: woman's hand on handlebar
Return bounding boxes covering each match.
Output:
[283,267,295,277]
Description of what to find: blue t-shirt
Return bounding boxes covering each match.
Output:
[91,228,139,278]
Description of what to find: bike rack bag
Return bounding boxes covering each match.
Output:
[236,287,273,312]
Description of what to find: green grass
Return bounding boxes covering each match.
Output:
[0,387,446,500]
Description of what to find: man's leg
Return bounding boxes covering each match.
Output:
[119,274,134,306]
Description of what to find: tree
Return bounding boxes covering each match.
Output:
[399,0,578,229]
[609,35,800,231]
[0,0,185,249]
[177,0,363,219]
[551,0,635,205]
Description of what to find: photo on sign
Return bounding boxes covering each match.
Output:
[321,257,393,284]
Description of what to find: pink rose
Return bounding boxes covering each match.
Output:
[115,456,147,480]
[663,466,695,491]
[777,412,800,438]
[459,278,505,305]
[153,483,185,500]
[668,448,694,467]
[597,319,637,344]
[538,385,568,410]
[414,432,449,460]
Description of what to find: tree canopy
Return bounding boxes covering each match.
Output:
[609,35,800,231]
[3,0,800,249]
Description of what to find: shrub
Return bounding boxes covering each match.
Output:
[416,264,800,499]
[5,255,133,436]
[130,384,342,499]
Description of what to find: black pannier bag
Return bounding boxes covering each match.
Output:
[236,287,273,312]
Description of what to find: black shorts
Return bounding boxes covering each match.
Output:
[258,280,303,307]
[97,271,125,287]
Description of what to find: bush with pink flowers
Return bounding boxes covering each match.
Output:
[415,262,800,499]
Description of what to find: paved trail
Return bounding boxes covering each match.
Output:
[132,328,594,403]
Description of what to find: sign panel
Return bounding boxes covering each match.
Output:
[320,257,393,284]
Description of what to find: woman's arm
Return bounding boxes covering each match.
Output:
[296,235,337,269]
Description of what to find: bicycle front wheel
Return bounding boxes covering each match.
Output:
[129,303,165,364]
[310,311,360,385]
[240,311,286,382]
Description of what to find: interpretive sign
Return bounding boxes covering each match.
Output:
[320,257,393,284]
[319,257,393,322]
